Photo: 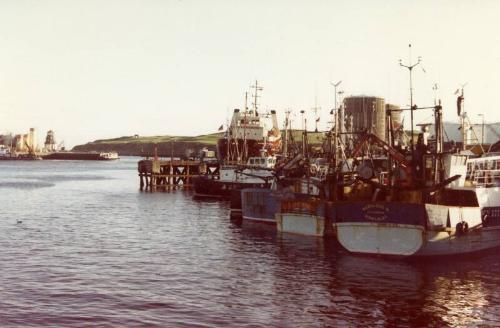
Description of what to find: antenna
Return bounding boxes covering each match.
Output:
[330,80,342,155]
[330,80,342,111]
[244,91,248,111]
[300,109,305,131]
[457,83,468,150]
[399,43,421,160]
[250,80,263,115]
[432,83,439,105]
[311,92,321,133]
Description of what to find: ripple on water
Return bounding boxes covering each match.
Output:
[0,158,499,327]
[0,180,55,189]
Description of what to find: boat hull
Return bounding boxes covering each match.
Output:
[335,222,424,256]
[276,199,327,236]
[334,202,500,257]
[193,176,269,199]
[276,213,325,236]
[42,152,118,160]
[415,227,500,256]
[241,188,292,224]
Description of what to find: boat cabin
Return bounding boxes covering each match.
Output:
[246,156,276,169]
[467,153,500,187]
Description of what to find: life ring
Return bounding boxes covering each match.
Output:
[455,221,469,236]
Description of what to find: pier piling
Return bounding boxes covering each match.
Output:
[138,159,220,191]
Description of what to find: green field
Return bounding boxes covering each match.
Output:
[91,132,225,145]
[73,130,327,157]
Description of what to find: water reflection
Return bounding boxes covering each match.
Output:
[426,276,487,327]
[0,158,498,327]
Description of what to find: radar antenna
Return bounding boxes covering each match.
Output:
[399,43,421,160]
[250,80,263,115]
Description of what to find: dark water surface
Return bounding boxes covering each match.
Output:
[0,158,499,327]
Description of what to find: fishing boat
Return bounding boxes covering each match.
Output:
[216,81,281,162]
[241,128,326,228]
[195,81,282,200]
[242,177,324,225]
[333,101,500,257]
[193,155,276,199]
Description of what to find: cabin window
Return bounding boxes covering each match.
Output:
[494,174,500,186]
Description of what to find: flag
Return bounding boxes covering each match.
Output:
[218,124,224,131]
[457,95,464,116]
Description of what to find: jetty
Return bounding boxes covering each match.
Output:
[138,159,220,191]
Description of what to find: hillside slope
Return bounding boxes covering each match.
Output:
[72,131,326,157]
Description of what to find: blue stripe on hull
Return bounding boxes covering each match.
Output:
[333,202,426,226]
[241,189,315,224]
[241,189,281,223]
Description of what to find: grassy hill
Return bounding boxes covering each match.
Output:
[72,130,326,157]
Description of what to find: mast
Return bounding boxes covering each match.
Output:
[250,80,263,116]
[330,81,342,168]
[458,86,467,151]
[399,44,421,161]
[243,92,248,161]
[283,110,290,158]
[312,87,321,132]
[434,100,443,184]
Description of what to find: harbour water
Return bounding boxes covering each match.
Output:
[0,158,499,327]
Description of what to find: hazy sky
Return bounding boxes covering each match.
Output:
[0,0,499,147]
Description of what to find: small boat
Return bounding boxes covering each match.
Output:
[0,145,42,160]
[193,155,276,199]
[240,150,325,227]
[41,151,119,160]
[242,178,322,226]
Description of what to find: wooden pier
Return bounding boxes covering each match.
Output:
[138,159,220,191]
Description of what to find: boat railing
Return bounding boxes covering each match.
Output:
[473,169,500,187]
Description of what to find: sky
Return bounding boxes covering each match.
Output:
[0,0,499,147]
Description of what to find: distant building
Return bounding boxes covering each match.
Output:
[14,134,25,151]
[344,96,386,141]
[44,130,56,152]
[0,134,13,147]
[8,128,38,152]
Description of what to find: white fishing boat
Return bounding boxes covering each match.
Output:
[217,81,281,162]
[193,154,276,198]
